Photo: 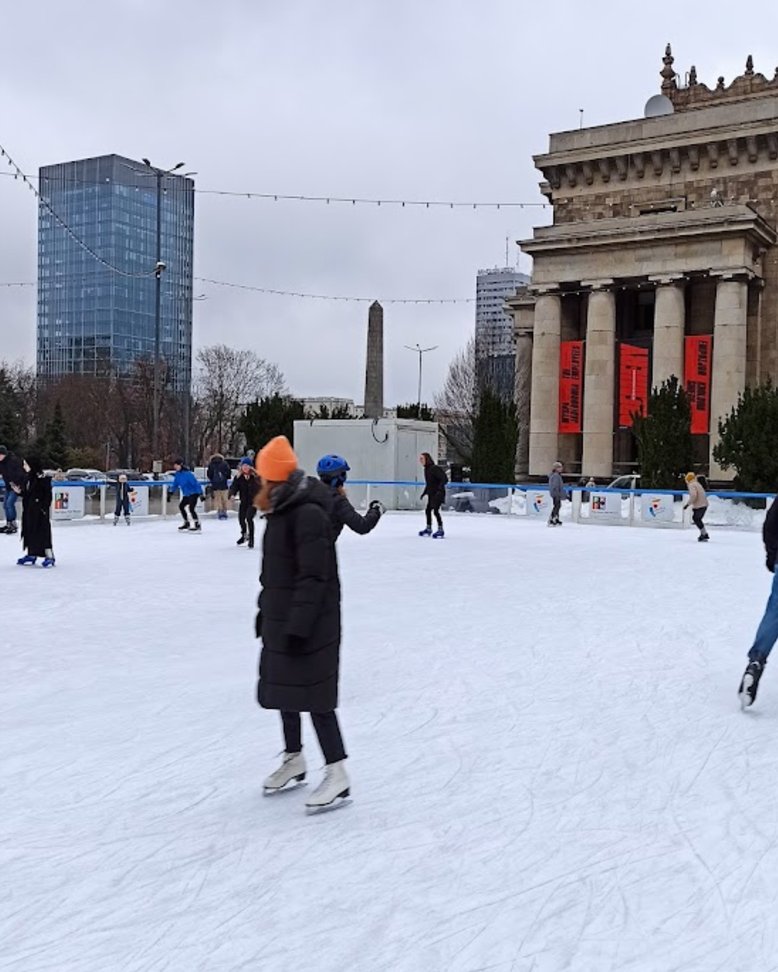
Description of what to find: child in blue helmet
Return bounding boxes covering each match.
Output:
[316,455,382,540]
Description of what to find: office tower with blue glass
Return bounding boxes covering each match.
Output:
[36,154,195,394]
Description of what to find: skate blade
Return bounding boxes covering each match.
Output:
[263,776,307,797]
[305,796,352,816]
[739,674,754,710]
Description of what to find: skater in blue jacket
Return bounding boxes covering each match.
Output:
[168,460,203,531]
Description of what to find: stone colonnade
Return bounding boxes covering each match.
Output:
[527,273,751,477]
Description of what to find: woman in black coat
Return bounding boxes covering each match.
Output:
[254,435,349,813]
[228,461,260,547]
[18,457,55,567]
[419,452,447,538]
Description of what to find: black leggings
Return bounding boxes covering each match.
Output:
[425,497,443,529]
[239,505,256,541]
[692,507,707,532]
[179,495,199,522]
[281,710,347,764]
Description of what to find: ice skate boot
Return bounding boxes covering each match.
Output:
[305,760,351,814]
[191,521,202,532]
[41,557,56,568]
[739,659,766,709]
[3,522,18,534]
[263,752,307,795]
[17,555,36,566]
[432,528,445,539]
[698,530,709,542]
[237,534,246,546]
[125,516,131,526]
[178,521,190,531]
[248,538,254,549]
[113,516,119,526]
[419,527,432,537]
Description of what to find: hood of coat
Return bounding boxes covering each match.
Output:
[210,453,224,462]
[266,470,334,516]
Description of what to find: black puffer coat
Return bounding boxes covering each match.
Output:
[330,491,380,540]
[257,473,341,713]
[229,470,260,511]
[421,461,447,503]
[0,451,25,489]
[22,472,53,557]
[764,498,778,572]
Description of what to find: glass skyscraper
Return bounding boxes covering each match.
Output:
[37,154,195,393]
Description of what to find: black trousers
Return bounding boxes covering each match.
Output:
[281,710,347,764]
[179,495,199,522]
[239,505,256,542]
[115,497,130,516]
[550,497,561,522]
[425,496,443,529]
[692,507,707,532]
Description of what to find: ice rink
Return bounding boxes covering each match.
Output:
[3,511,778,972]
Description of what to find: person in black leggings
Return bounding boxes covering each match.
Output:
[419,452,447,538]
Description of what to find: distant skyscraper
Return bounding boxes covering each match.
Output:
[36,154,195,393]
[475,266,529,400]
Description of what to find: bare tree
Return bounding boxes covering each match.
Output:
[194,345,287,456]
[433,338,477,465]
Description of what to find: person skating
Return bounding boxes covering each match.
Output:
[17,456,55,567]
[684,471,709,541]
[254,436,350,814]
[207,453,231,520]
[548,461,565,526]
[113,473,132,526]
[0,445,25,535]
[229,459,259,547]
[168,459,203,531]
[316,454,383,540]
[738,496,778,708]
[419,452,447,538]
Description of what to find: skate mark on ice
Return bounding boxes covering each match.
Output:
[400,706,439,737]
[681,726,730,796]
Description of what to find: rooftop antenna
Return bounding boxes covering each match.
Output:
[505,235,510,268]
[579,108,584,129]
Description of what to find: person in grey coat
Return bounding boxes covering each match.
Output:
[548,461,565,526]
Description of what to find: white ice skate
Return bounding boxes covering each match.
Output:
[263,751,307,795]
[305,760,351,815]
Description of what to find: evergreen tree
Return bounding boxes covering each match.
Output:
[45,401,69,468]
[631,376,693,489]
[396,403,435,421]
[239,394,305,452]
[713,381,778,492]
[0,368,23,451]
[471,387,518,484]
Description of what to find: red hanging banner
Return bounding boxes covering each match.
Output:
[558,340,584,433]
[684,335,712,434]
[618,344,649,427]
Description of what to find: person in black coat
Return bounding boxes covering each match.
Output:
[18,456,55,567]
[207,453,231,520]
[228,459,260,547]
[419,451,447,537]
[113,474,133,526]
[316,453,382,540]
[739,497,778,707]
[255,435,350,813]
[0,445,25,534]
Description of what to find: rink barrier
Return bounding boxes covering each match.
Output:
[2,478,775,531]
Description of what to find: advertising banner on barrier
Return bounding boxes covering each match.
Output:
[52,485,85,520]
[526,491,551,517]
[558,340,584,433]
[618,344,649,427]
[641,493,675,523]
[129,485,149,517]
[590,491,622,518]
[684,335,712,435]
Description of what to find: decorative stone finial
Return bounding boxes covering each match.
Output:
[689,65,698,86]
[717,76,725,90]
[661,43,676,92]
[746,55,755,76]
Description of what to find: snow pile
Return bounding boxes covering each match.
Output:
[2,514,777,971]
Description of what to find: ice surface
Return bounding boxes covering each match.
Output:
[3,513,778,972]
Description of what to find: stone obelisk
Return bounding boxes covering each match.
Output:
[364,301,384,419]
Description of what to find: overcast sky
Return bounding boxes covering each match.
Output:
[2,1,777,405]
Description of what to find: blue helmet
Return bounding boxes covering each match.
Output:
[317,454,350,488]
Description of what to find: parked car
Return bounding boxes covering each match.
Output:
[607,474,641,498]
[106,469,143,482]
[65,468,105,482]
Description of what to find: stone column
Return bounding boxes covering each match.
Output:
[528,290,561,476]
[364,301,384,419]
[709,275,748,478]
[514,328,533,476]
[582,282,616,478]
[651,276,686,388]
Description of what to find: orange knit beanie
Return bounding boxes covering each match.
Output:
[256,436,298,482]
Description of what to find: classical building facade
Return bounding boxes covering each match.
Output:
[508,48,778,480]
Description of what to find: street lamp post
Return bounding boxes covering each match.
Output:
[404,343,438,415]
[142,158,186,462]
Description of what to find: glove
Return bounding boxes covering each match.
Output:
[369,500,384,516]
[255,612,263,638]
